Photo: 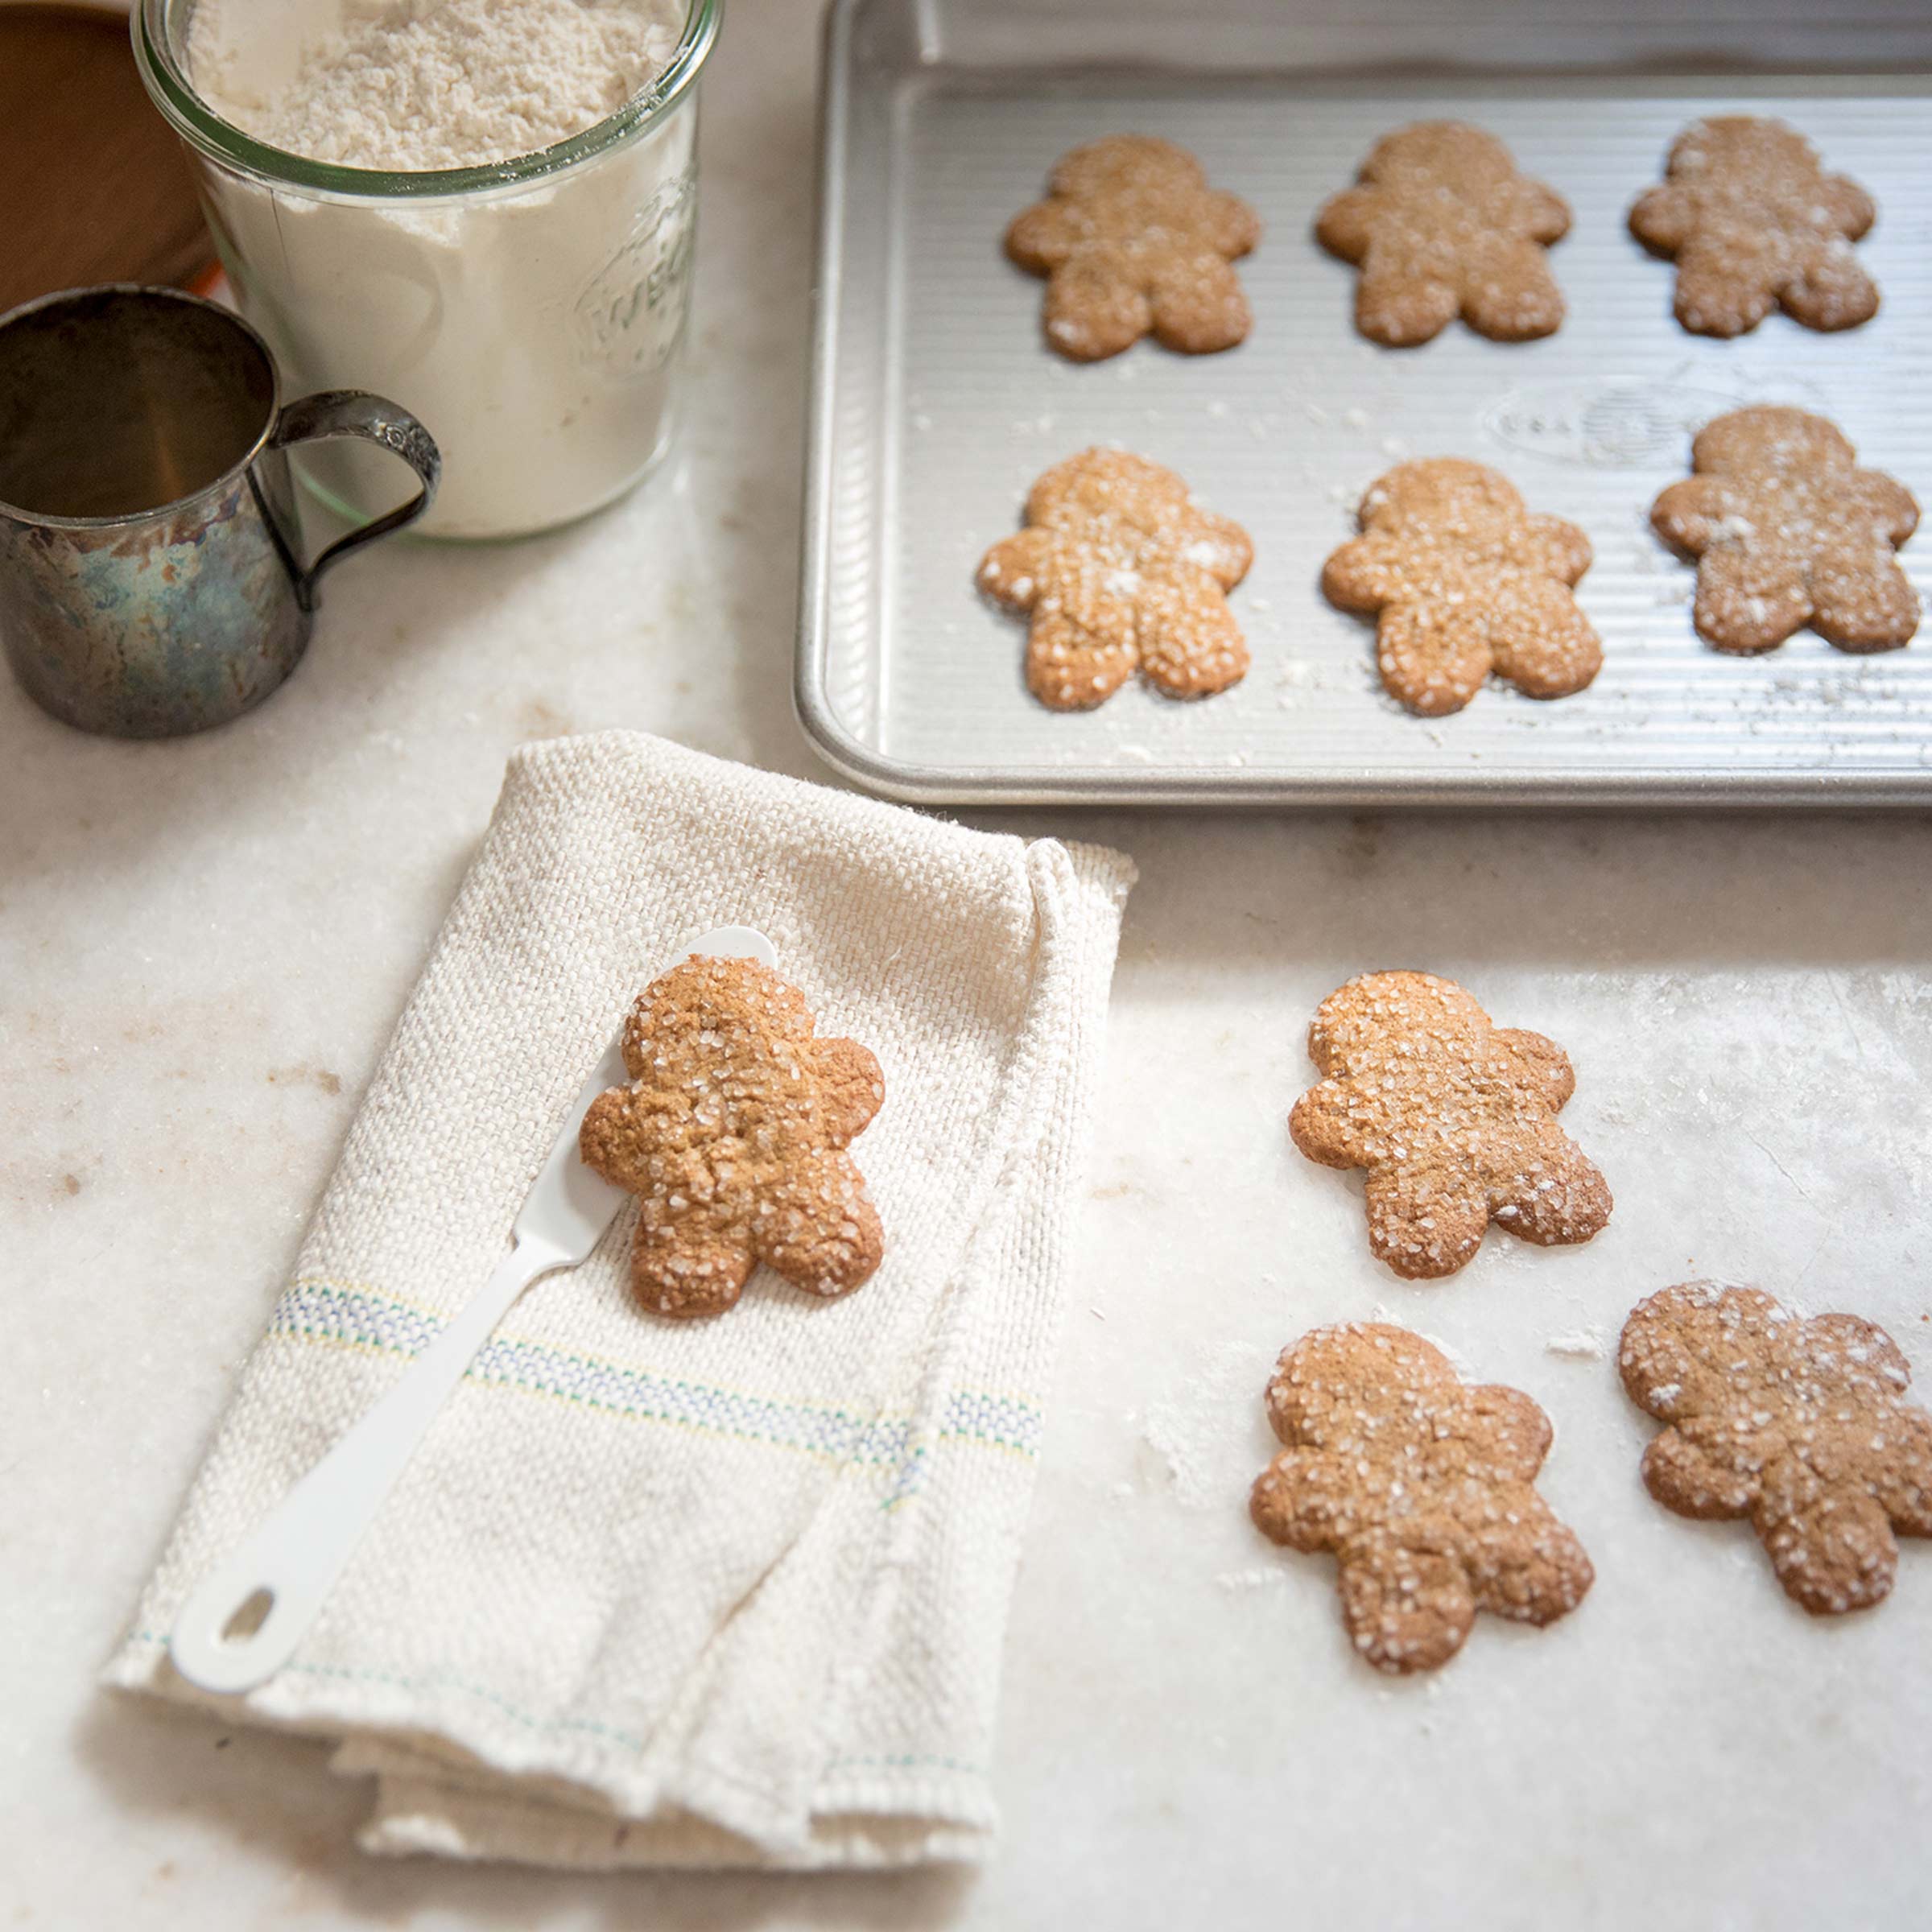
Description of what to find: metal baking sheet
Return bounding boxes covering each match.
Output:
[799,0,1932,805]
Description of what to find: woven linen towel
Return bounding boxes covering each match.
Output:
[106,729,1134,1869]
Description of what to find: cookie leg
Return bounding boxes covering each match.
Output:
[1147,250,1252,356]
[1363,1164,1490,1279]
[1373,601,1493,716]
[753,1160,884,1300]
[1484,576,1604,700]
[1780,239,1880,333]
[1337,1521,1476,1674]
[1690,544,1812,653]
[1042,249,1151,361]
[1491,1137,1612,1249]
[1459,241,1565,342]
[1024,604,1137,709]
[1672,236,1777,338]
[1134,565,1249,700]
[1356,247,1458,348]
[1807,554,1920,654]
[1756,1483,1899,1616]
[1468,1492,1594,1626]
[630,1224,754,1319]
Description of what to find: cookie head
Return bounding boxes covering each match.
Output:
[1650,405,1920,654]
[578,956,885,1319]
[1322,457,1602,716]
[976,447,1252,709]
[1005,134,1261,361]
[1251,1323,1593,1672]
[1629,118,1879,336]
[1315,121,1571,346]
[1290,970,1611,1279]
[1620,1282,1932,1614]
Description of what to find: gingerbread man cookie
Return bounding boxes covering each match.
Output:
[1621,1282,1932,1615]
[1629,118,1880,337]
[1251,1324,1594,1673]
[579,956,885,1319]
[1323,458,1603,715]
[1315,122,1571,346]
[976,447,1253,708]
[1290,971,1612,1280]
[1651,407,1920,654]
[1005,134,1261,361]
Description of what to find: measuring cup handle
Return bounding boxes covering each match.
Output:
[268,390,441,611]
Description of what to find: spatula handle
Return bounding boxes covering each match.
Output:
[167,1239,560,1695]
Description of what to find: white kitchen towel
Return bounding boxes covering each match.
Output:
[105,729,1133,1869]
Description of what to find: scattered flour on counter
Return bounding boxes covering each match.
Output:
[192,0,684,170]
[1143,1338,1273,1510]
[1215,1566,1287,1592]
[1545,1325,1608,1360]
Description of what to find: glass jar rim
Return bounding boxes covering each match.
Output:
[133,0,719,200]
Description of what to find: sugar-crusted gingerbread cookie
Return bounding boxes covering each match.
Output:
[976,447,1253,708]
[1323,458,1603,716]
[1005,134,1261,361]
[1251,1323,1594,1673]
[1629,118,1879,337]
[1651,407,1920,655]
[579,956,885,1319]
[1315,122,1571,346]
[1620,1282,1932,1615]
[1290,971,1612,1280]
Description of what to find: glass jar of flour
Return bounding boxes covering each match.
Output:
[135,0,716,539]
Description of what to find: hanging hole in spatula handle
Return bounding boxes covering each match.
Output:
[268,390,441,613]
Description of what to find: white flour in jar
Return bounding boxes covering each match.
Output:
[192,0,681,169]
[187,0,700,538]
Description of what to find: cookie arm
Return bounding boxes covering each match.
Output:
[1319,533,1405,611]
[1513,514,1593,587]
[1850,470,1922,547]
[1200,188,1262,260]
[1287,1078,1373,1170]
[810,1035,884,1145]
[1628,181,1693,254]
[976,528,1056,610]
[1249,1448,1360,1552]
[579,1086,656,1194]
[1649,476,1738,558]
[1491,1027,1576,1110]
[1005,199,1084,273]
[1463,1384,1554,1481]
[1819,171,1877,242]
[1517,180,1572,246]
[1313,185,1380,263]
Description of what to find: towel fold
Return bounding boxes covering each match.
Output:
[106,730,1133,1868]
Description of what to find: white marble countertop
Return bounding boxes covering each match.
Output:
[6,2,1931,1926]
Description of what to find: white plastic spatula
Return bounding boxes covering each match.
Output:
[168,924,777,1695]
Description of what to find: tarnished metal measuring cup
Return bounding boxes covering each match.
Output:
[0,285,439,737]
